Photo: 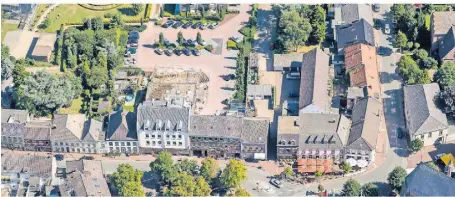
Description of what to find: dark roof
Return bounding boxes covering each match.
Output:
[299,48,330,113]
[336,19,375,52]
[347,96,382,151]
[401,163,455,196]
[1,109,28,123]
[106,111,138,141]
[298,113,344,150]
[273,53,303,69]
[404,83,448,136]
[277,133,300,146]
[137,103,190,132]
[23,125,50,140]
[1,153,53,178]
[51,114,102,142]
[439,27,455,60]
[62,160,111,196]
[190,115,269,144]
[340,4,373,25]
[1,122,25,137]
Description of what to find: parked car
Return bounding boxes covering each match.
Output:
[174,49,183,56]
[164,49,173,56]
[55,154,64,161]
[384,24,391,34]
[226,74,236,81]
[186,39,195,46]
[182,22,193,29]
[192,22,202,29]
[374,19,382,29]
[172,21,183,28]
[155,48,164,55]
[182,48,191,56]
[81,156,95,160]
[435,153,447,161]
[230,36,240,43]
[397,128,403,138]
[209,22,219,29]
[200,23,210,30]
[377,46,393,56]
[270,179,283,188]
[288,92,299,98]
[373,4,380,12]
[192,49,201,56]
[162,20,174,28]
[164,39,172,47]
[128,38,138,47]
[128,31,139,39]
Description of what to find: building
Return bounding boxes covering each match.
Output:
[438,26,455,62]
[22,122,52,152]
[59,160,111,196]
[30,33,57,62]
[404,83,449,146]
[400,163,455,196]
[299,48,331,113]
[346,86,366,110]
[430,11,455,54]
[1,109,29,123]
[106,111,139,154]
[276,113,351,162]
[1,153,56,194]
[175,4,226,14]
[344,97,382,163]
[136,102,190,154]
[51,114,105,154]
[336,19,375,54]
[246,84,272,100]
[272,53,303,71]
[344,43,381,98]
[332,4,373,27]
[189,115,269,160]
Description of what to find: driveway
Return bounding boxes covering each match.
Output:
[136,4,251,115]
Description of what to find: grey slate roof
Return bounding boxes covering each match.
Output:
[336,19,375,52]
[273,53,303,69]
[24,125,51,140]
[1,122,25,137]
[347,86,367,99]
[404,83,448,136]
[247,84,272,97]
[299,48,330,113]
[190,115,269,144]
[340,4,373,25]
[1,153,53,178]
[61,160,111,197]
[137,103,190,132]
[439,26,455,60]
[401,163,455,196]
[1,109,28,123]
[298,113,345,150]
[106,111,138,141]
[51,114,103,142]
[347,96,382,151]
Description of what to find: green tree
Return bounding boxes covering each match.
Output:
[426,162,439,171]
[64,72,83,98]
[314,170,323,179]
[86,66,108,89]
[110,14,124,28]
[342,178,361,196]
[407,41,414,50]
[200,158,219,181]
[340,161,352,175]
[220,159,248,188]
[12,63,29,88]
[361,183,379,196]
[159,32,165,46]
[278,9,312,52]
[318,184,325,193]
[1,54,14,80]
[396,31,408,51]
[111,164,144,197]
[435,62,455,88]
[176,158,199,176]
[164,172,196,196]
[410,138,424,152]
[228,187,251,197]
[397,55,430,85]
[2,44,10,59]
[40,18,51,29]
[311,5,326,43]
[438,85,455,118]
[388,166,407,191]
[196,32,202,45]
[193,176,212,196]
[283,166,294,177]
[391,4,406,20]
[150,151,177,183]
[92,17,104,31]
[177,31,184,45]
[132,4,144,16]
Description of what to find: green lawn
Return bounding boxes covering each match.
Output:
[42,4,146,33]
[58,97,83,114]
[1,23,19,42]
[123,105,134,112]
[425,14,430,31]
[31,4,49,28]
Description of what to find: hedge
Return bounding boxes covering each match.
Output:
[124,25,147,32]
[78,4,122,11]
[227,40,237,50]
[227,10,240,14]
[144,4,152,19]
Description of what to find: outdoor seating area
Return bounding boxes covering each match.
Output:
[296,158,339,174]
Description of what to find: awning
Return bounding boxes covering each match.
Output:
[312,150,316,155]
[319,151,324,156]
[441,153,455,166]
[326,150,332,155]
[298,165,317,173]
[305,149,310,154]
[357,159,368,168]
[254,153,266,160]
[297,159,306,166]
[346,158,357,167]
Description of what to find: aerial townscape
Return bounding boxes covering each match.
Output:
[1,3,455,197]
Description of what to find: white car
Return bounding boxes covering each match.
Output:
[435,153,447,161]
[384,24,391,34]
[209,22,219,29]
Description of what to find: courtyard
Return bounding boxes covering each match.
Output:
[136,4,251,115]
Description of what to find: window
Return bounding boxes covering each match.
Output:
[428,132,432,137]
[179,142,183,146]
[166,135,170,139]
[178,135,182,139]
[115,142,119,146]
[54,142,58,146]
[173,141,176,145]
[166,141,170,145]
[152,141,156,146]
[127,142,131,146]
[146,141,150,145]
[158,141,162,145]
[60,142,64,146]
[109,142,113,146]
[132,142,137,146]
[158,135,161,138]
[172,135,176,139]
[146,134,150,138]
[152,135,155,138]
[440,131,443,135]
[121,142,125,146]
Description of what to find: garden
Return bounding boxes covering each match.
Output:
[160,4,237,23]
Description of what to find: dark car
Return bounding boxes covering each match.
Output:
[374,19,382,29]
[164,49,173,56]
[174,49,183,56]
[186,39,195,46]
[288,92,299,98]
[155,48,164,55]
[182,22,193,29]
[373,4,380,12]
[270,179,283,188]
[224,74,236,81]
[81,156,95,160]
[397,127,404,138]
[128,31,139,39]
[192,22,202,29]
[182,48,191,56]
[192,49,201,56]
[377,46,393,56]
[162,20,174,28]
[55,154,64,161]
[128,38,138,47]
[172,21,183,28]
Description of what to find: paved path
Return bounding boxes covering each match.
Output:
[32,4,59,32]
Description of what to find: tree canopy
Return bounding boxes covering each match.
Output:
[176,158,199,176]
[150,151,177,183]
[388,166,407,191]
[1,44,14,81]
[220,159,248,188]
[342,178,361,196]
[435,61,455,88]
[86,66,108,89]
[438,85,455,118]
[278,9,312,52]
[132,4,144,16]
[397,55,430,85]
[361,183,379,196]
[410,138,424,152]
[111,164,144,197]
[340,161,352,174]
[200,158,219,182]
[228,187,251,197]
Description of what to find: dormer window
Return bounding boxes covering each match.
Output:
[144,120,151,130]
[166,120,171,131]
[177,120,183,131]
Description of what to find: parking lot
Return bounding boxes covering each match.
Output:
[136,4,251,115]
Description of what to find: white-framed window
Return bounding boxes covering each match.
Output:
[428,132,432,137]
[440,131,443,135]
[146,141,150,145]
[146,134,150,138]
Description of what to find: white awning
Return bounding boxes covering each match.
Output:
[254,153,266,160]
[319,150,324,156]
[305,149,310,154]
[326,150,332,155]
[312,150,317,155]
[357,159,368,168]
[346,158,357,167]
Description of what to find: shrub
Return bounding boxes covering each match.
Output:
[227,40,237,50]
[227,10,240,14]
[204,44,214,52]
[104,13,113,18]
[124,25,147,32]
[144,4,152,19]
